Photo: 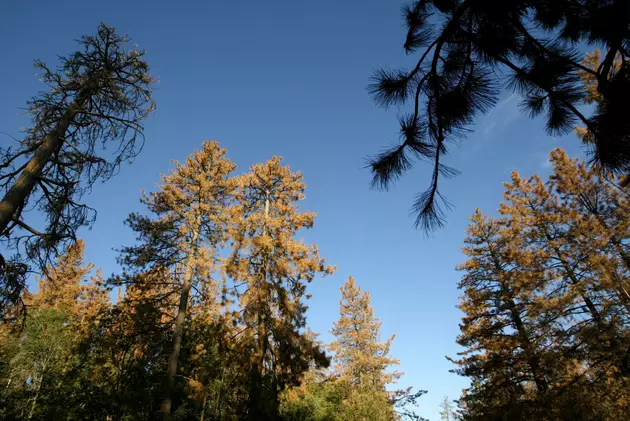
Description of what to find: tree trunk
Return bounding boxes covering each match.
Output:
[506,300,548,393]
[247,193,271,421]
[545,235,601,323]
[488,245,548,393]
[0,91,89,236]
[248,316,268,421]
[27,367,46,421]
[161,220,201,420]
[199,393,207,421]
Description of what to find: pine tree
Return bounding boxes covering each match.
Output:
[118,141,236,419]
[280,278,426,421]
[0,24,155,318]
[28,240,108,327]
[547,149,630,311]
[328,277,402,421]
[369,1,630,229]
[500,157,630,383]
[454,153,630,420]
[330,277,400,389]
[0,239,108,420]
[226,156,334,420]
[439,396,456,421]
[78,278,173,420]
[452,211,554,420]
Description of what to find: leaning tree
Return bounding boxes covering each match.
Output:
[0,23,155,320]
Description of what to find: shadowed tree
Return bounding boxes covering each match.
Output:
[369,0,630,230]
[452,211,564,420]
[0,23,155,319]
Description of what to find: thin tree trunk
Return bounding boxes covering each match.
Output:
[527,199,603,323]
[506,300,548,393]
[161,219,201,420]
[214,358,227,420]
[27,367,46,421]
[546,236,601,323]
[199,393,207,421]
[0,90,90,236]
[248,193,271,421]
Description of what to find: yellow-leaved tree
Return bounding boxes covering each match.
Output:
[454,150,630,421]
[1,240,108,419]
[118,141,236,419]
[331,277,400,388]
[226,156,335,420]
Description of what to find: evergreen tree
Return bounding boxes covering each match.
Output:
[0,239,108,420]
[0,309,79,420]
[281,277,426,421]
[226,156,334,420]
[452,211,555,420]
[330,277,400,389]
[453,152,630,420]
[500,154,630,380]
[28,240,108,329]
[329,277,417,421]
[439,396,456,421]
[369,0,630,229]
[118,141,236,419]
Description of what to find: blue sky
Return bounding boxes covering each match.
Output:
[1,1,587,419]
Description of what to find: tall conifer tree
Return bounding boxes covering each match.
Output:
[119,141,236,419]
[226,157,334,420]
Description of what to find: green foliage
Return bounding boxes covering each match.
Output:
[280,277,426,421]
[280,380,348,421]
[0,309,79,420]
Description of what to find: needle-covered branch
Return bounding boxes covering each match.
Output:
[370,0,630,230]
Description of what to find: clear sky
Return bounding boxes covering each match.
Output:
[0,1,587,419]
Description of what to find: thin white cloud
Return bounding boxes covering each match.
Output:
[483,121,497,137]
[471,94,520,152]
[462,94,521,155]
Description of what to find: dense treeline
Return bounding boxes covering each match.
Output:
[0,141,422,420]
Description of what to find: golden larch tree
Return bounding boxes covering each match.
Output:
[454,151,630,420]
[226,156,334,420]
[118,141,236,419]
[28,239,109,329]
[330,277,400,388]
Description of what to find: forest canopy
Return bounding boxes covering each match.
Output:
[1,5,630,420]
